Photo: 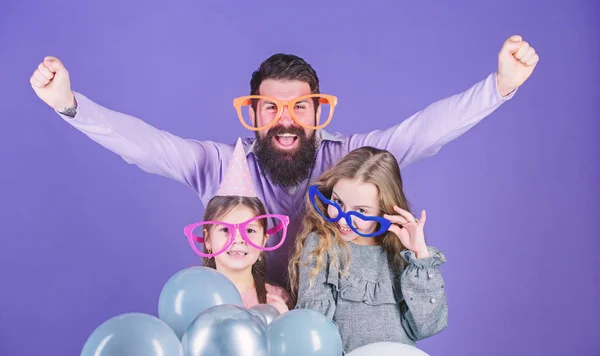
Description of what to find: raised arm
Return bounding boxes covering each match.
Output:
[30,56,229,202]
[345,35,539,168]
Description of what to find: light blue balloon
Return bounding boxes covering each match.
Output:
[268,309,342,356]
[248,308,268,325]
[182,304,268,356]
[346,342,430,356]
[158,266,243,339]
[250,304,281,325]
[81,313,183,356]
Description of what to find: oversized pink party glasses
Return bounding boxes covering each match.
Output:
[184,214,290,258]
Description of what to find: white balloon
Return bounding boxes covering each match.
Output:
[346,342,430,356]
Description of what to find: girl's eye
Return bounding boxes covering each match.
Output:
[219,227,229,233]
[358,208,367,214]
[246,228,257,234]
[333,198,343,205]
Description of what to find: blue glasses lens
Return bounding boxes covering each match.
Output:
[310,188,342,222]
[345,213,391,237]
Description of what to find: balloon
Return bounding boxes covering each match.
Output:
[81,313,183,356]
[268,309,342,356]
[249,304,280,325]
[247,308,268,325]
[181,304,268,356]
[158,266,243,339]
[346,342,430,356]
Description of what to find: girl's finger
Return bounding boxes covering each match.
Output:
[387,224,403,237]
[393,206,416,222]
[383,214,408,225]
[419,210,427,226]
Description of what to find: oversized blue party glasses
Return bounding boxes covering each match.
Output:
[308,185,391,238]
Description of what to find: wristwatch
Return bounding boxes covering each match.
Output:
[58,103,78,118]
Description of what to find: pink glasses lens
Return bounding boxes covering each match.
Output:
[243,215,287,251]
[189,222,232,256]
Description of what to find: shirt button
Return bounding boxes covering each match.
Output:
[430,298,436,303]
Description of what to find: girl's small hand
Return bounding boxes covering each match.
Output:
[384,206,430,258]
[267,294,290,314]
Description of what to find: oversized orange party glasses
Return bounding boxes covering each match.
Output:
[233,94,338,131]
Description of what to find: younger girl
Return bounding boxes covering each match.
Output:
[184,138,293,313]
[288,146,448,353]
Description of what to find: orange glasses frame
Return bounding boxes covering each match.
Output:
[232,94,338,131]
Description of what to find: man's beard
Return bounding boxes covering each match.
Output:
[254,125,317,189]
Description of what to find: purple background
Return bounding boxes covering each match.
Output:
[1,1,599,355]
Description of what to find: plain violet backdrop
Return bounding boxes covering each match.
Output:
[1,1,599,355]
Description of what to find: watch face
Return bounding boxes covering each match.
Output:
[60,106,78,117]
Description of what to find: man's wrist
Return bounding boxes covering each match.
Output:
[57,95,78,117]
[496,72,517,97]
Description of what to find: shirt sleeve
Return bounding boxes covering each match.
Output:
[57,92,230,201]
[399,246,449,341]
[344,72,516,168]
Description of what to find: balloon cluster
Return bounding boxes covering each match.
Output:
[80,266,343,356]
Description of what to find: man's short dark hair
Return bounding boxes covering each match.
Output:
[250,54,320,95]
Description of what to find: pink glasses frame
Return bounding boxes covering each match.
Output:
[183,214,290,258]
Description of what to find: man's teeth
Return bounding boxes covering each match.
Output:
[276,133,297,137]
[227,251,247,256]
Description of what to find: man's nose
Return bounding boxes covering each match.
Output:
[278,106,294,126]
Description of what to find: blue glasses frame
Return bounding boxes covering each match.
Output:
[308,185,391,238]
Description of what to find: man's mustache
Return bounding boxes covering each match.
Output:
[265,125,306,138]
